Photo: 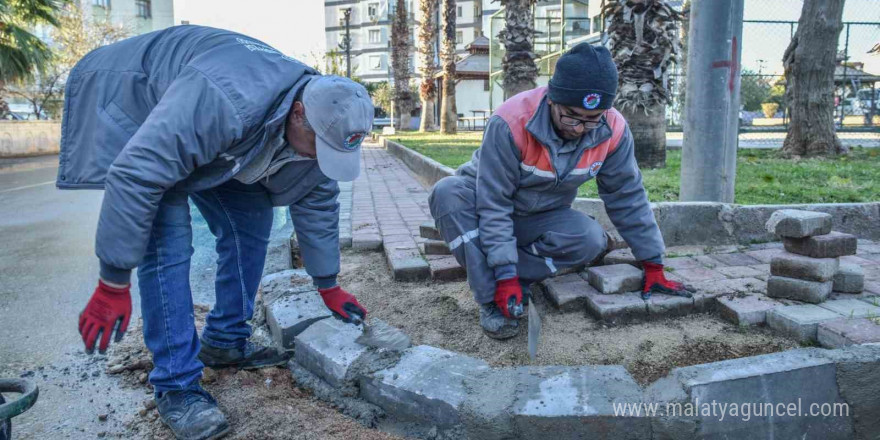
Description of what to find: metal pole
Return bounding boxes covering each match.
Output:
[680,0,744,203]
[838,23,849,126]
[344,8,352,78]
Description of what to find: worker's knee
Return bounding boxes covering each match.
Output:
[429,176,476,220]
[574,221,608,264]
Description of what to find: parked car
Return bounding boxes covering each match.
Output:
[856,88,879,113]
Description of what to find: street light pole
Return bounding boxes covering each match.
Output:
[344,8,352,78]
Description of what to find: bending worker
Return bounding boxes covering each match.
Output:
[59,26,371,440]
[429,43,691,339]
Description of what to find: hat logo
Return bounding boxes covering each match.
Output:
[583,93,601,109]
[589,161,603,176]
[343,132,366,151]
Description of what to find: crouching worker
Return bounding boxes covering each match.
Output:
[428,43,692,340]
[61,26,372,440]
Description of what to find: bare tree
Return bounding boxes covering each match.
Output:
[7,69,64,119]
[439,0,457,133]
[417,0,438,132]
[391,0,414,130]
[498,0,537,99]
[780,0,847,157]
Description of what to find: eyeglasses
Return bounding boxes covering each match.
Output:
[559,113,605,129]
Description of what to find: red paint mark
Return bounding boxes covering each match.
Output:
[710,36,738,93]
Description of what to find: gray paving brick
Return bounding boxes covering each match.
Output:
[783,231,857,258]
[767,275,833,304]
[585,264,643,294]
[352,233,383,251]
[673,267,727,283]
[385,247,430,281]
[841,254,876,267]
[429,256,466,281]
[692,277,766,311]
[818,298,880,319]
[267,290,332,349]
[647,294,694,316]
[584,290,648,323]
[767,304,843,343]
[718,294,785,326]
[419,220,441,240]
[663,256,703,270]
[294,317,368,388]
[770,252,839,282]
[423,239,451,255]
[602,248,639,267]
[834,263,864,293]
[744,247,785,264]
[817,318,880,348]
[542,273,592,312]
[765,209,832,238]
[709,252,763,267]
[716,265,765,279]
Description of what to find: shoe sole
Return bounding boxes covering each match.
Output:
[161,417,230,440]
[482,326,519,340]
[200,357,290,370]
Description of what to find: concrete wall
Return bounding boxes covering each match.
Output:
[0,121,61,158]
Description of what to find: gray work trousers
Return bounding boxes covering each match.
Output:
[428,176,607,304]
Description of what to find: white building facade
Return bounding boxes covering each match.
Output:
[86,0,175,35]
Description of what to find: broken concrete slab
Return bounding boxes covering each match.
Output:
[770,252,839,282]
[428,255,466,281]
[360,345,489,428]
[818,318,880,348]
[266,290,333,349]
[767,275,833,304]
[818,298,880,319]
[767,304,843,342]
[834,264,865,293]
[585,263,643,294]
[423,239,451,255]
[294,317,368,389]
[584,290,648,323]
[718,294,784,326]
[542,273,591,312]
[765,209,833,238]
[419,220,442,240]
[784,231,858,258]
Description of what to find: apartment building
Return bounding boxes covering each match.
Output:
[86,0,175,34]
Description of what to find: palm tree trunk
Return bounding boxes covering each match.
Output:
[392,0,413,130]
[439,0,457,134]
[500,0,537,100]
[620,104,667,168]
[418,0,438,132]
[780,0,846,157]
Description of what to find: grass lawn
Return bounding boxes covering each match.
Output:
[386,132,880,205]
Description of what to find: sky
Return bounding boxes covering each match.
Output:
[173,0,326,63]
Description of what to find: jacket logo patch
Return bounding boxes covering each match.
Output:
[236,38,298,63]
[589,161,603,176]
[583,93,601,109]
[344,132,365,151]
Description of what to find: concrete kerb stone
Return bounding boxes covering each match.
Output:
[294,317,370,392]
[266,290,333,349]
[767,304,843,343]
[384,138,455,188]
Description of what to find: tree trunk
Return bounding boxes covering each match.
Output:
[418,0,438,132]
[392,0,413,130]
[620,104,667,168]
[780,0,846,157]
[500,0,537,100]
[439,0,457,134]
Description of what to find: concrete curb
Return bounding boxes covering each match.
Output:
[381,137,880,244]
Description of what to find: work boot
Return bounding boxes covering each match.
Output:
[479,303,519,340]
[198,338,290,369]
[156,386,229,440]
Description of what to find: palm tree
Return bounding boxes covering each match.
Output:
[439,0,456,134]
[0,0,67,116]
[498,0,537,99]
[391,0,413,130]
[417,0,438,132]
[603,0,681,169]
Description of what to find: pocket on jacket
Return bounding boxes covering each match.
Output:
[99,102,141,136]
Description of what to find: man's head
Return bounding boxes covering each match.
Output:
[285,75,374,181]
[547,43,618,140]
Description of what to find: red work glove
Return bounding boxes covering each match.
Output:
[319,286,367,324]
[494,276,523,319]
[642,262,695,300]
[79,280,132,354]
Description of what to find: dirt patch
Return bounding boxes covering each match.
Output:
[341,250,801,385]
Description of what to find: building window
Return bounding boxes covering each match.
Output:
[484,79,490,91]
[368,29,381,43]
[474,3,481,18]
[92,0,110,8]
[593,15,601,33]
[455,30,463,44]
[369,55,382,71]
[368,2,379,20]
[136,0,151,18]
[457,5,463,17]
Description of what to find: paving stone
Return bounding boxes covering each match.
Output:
[360,345,489,428]
[765,209,833,238]
[419,220,441,240]
[647,294,694,316]
[817,318,880,348]
[294,317,368,388]
[692,255,722,268]
[384,247,430,281]
[691,277,766,311]
[840,254,876,267]
[818,298,880,319]
[542,273,592,312]
[783,231,857,258]
[352,233,383,250]
[429,256,466,281]
[767,304,843,343]
[423,239,451,255]
[663,256,703,270]
[717,294,785,326]
[744,247,785,263]
[834,263,864,293]
[672,267,727,283]
[585,264,643,294]
[266,290,332,349]
[708,252,762,267]
[767,275,833,304]
[602,248,639,267]
[860,253,880,263]
[770,252,839,282]
[715,265,765,279]
[584,290,648,323]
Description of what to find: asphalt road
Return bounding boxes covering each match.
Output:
[0,155,292,438]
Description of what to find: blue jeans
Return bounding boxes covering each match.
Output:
[137,180,274,392]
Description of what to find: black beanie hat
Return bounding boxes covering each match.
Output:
[548,43,618,110]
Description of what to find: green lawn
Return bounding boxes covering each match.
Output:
[387,132,880,205]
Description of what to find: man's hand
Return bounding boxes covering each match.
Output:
[494,276,523,319]
[642,262,695,300]
[319,286,367,324]
[79,280,132,354]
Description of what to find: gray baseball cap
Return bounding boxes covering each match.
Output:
[303,75,374,182]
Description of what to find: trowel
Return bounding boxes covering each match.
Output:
[351,315,411,351]
[528,301,541,361]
